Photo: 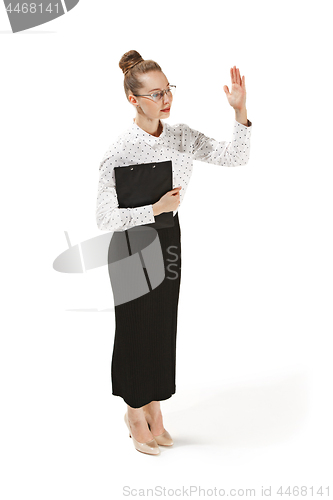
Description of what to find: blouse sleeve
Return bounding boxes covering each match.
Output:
[188,119,252,167]
[96,154,155,232]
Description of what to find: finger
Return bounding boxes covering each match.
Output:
[235,66,239,85]
[231,66,236,84]
[237,68,241,85]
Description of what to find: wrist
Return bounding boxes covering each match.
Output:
[152,202,163,217]
[235,107,248,126]
[235,106,247,114]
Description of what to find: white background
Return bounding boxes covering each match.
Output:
[1,0,332,498]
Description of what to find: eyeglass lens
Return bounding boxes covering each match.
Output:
[153,86,176,101]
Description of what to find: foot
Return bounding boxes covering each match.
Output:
[143,401,165,436]
[127,407,155,444]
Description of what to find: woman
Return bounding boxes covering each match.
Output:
[96,50,252,455]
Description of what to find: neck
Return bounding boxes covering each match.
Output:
[134,115,162,137]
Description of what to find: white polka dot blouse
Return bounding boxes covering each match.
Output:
[96,117,252,232]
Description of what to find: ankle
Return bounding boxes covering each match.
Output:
[143,402,161,415]
[127,408,144,424]
[145,409,163,425]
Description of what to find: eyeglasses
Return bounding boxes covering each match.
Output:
[133,85,176,103]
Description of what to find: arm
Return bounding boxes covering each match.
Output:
[188,118,252,167]
[188,65,251,165]
[235,107,249,127]
[96,155,157,232]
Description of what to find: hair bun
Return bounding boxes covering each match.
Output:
[119,50,144,75]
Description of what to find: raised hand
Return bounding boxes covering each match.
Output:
[223,66,246,111]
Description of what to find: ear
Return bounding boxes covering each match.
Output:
[128,94,139,107]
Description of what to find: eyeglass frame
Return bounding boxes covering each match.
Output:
[133,85,176,102]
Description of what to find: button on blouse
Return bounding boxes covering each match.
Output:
[96,118,252,232]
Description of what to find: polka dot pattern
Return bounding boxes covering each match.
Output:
[96,118,252,232]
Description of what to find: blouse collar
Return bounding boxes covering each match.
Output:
[130,118,168,147]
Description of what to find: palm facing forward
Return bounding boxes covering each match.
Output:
[223,66,246,111]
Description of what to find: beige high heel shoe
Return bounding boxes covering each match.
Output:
[147,421,174,446]
[124,412,160,455]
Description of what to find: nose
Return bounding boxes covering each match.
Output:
[162,90,171,105]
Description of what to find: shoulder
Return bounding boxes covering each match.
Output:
[164,122,193,141]
[166,122,191,133]
[99,126,133,171]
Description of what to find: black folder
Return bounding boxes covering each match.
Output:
[114,160,175,229]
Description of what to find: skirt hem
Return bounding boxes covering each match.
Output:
[112,388,176,409]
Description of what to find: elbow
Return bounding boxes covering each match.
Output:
[96,218,105,231]
[96,205,112,231]
[234,154,250,167]
[96,213,110,232]
[96,217,114,232]
[96,212,124,233]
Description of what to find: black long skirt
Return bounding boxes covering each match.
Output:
[107,212,181,408]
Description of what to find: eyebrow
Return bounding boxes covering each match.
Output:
[148,82,170,92]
